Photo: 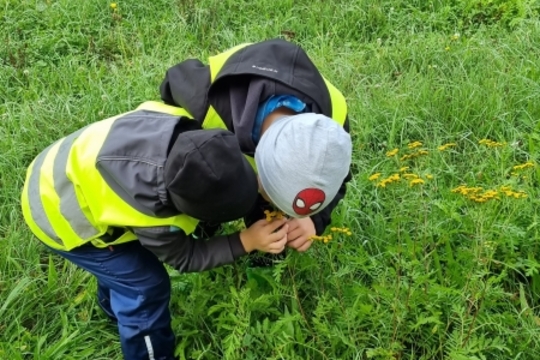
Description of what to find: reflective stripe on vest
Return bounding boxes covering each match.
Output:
[22,106,199,251]
[53,128,101,240]
[24,143,63,245]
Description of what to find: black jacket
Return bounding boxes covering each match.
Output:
[159,39,352,235]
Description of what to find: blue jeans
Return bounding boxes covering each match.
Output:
[46,241,177,360]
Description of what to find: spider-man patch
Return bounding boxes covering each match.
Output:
[292,188,326,216]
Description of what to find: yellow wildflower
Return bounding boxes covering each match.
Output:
[482,190,499,200]
[400,150,429,161]
[426,174,434,180]
[264,209,285,222]
[386,148,399,157]
[403,173,419,179]
[399,166,409,172]
[110,2,117,9]
[451,184,521,203]
[409,179,425,187]
[376,173,401,187]
[408,141,423,149]
[479,139,506,148]
[503,190,527,199]
[310,234,334,243]
[513,162,535,171]
[438,143,456,151]
[368,173,382,181]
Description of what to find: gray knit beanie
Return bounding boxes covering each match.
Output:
[255,113,352,218]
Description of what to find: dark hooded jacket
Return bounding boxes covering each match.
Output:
[159,39,352,235]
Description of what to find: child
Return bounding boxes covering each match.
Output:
[160,38,353,256]
[20,102,290,360]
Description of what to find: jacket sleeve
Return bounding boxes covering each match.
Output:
[309,115,353,235]
[159,59,211,123]
[133,226,247,273]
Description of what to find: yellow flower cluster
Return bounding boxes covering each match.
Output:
[438,143,456,151]
[331,227,352,236]
[264,210,285,222]
[513,161,535,171]
[376,173,401,187]
[400,150,429,161]
[310,234,333,243]
[386,141,432,159]
[401,173,427,186]
[310,227,352,243]
[408,141,423,149]
[402,174,426,186]
[511,161,535,178]
[370,172,432,188]
[479,139,506,148]
[386,148,399,157]
[500,186,527,199]
[452,185,527,202]
[409,179,425,187]
[451,186,499,202]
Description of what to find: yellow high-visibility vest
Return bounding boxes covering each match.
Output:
[21,103,199,251]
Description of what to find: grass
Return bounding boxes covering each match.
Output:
[2,0,540,358]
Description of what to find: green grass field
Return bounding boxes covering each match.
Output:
[3,0,540,359]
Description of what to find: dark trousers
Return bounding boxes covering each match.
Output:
[46,241,176,360]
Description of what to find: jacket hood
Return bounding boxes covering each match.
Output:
[159,39,333,153]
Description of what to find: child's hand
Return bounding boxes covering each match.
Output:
[240,218,289,254]
[286,217,316,252]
